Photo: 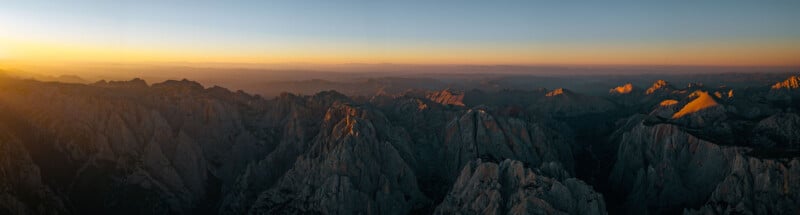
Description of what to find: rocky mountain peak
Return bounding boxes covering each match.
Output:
[672,91,720,119]
[435,159,606,215]
[771,75,800,90]
[713,89,734,100]
[645,80,674,95]
[323,102,364,123]
[426,88,465,106]
[321,103,378,138]
[546,88,570,97]
[442,106,575,180]
[151,79,204,92]
[248,99,427,214]
[311,90,351,106]
[610,83,634,94]
[94,78,149,88]
[659,99,679,107]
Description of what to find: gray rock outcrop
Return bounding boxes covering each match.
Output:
[434,159,606,215]
[442,107,575,179]
[248,103,428,214]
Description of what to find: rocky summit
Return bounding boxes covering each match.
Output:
[0,73,799,215]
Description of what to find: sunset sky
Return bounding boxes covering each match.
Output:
[1,0,799,66]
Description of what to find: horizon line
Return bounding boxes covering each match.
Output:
[2,59,798,69]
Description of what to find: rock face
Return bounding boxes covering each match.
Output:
[248,103,427,214]
[686,156,800,215]
[217,91,348,214]
[0,78,274,214]
[427,89,466,106]
[442,107,575,179]
[1,81,203,213]
[434,159,606,215]
[752,113,800,149]
[610,121,741,213]
[372,96,463,202]
[610,111,800,214]
[0,125,68,215]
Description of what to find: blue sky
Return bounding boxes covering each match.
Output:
[1,0,799,65]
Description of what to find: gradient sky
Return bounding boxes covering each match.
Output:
[1,0,799,66]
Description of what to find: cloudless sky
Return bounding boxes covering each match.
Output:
[1,0,799,66]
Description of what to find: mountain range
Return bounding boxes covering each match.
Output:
[0,73,798,214]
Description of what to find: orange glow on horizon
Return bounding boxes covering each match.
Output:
[2,37,799,67]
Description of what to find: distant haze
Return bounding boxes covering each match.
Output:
[2,62,796,98]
